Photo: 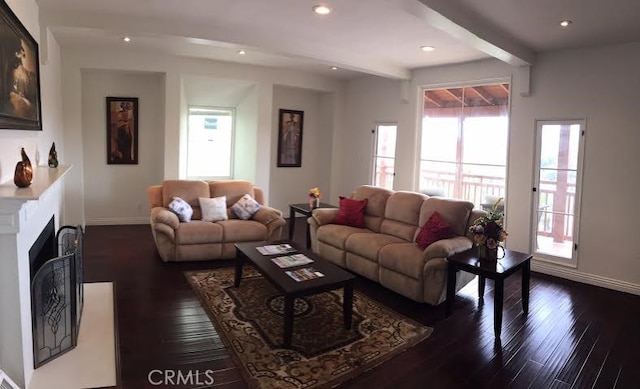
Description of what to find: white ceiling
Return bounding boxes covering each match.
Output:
[35,0,640,80]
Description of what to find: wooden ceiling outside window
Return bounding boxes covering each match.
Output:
[423,83,509,117]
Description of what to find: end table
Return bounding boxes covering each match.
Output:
[288,203,336,248]
[445,248,532,339]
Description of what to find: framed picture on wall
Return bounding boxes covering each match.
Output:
[277,109,304,167]
[106,97,139,165]
[0,1,42,131]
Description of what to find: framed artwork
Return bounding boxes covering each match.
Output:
[0,1,42,131]
[277,109,304,167]
[106,97,139,165]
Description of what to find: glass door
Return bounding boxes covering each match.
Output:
[533,120,585,265]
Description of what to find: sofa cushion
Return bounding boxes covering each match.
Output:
[415,211,454,250]
[231,194,261,220]
[384,191,427,225]
[175,221,223,244]
[334,197,368,228]
[345,232,407,262]
[208,180,255,206]
[168,197,193,222]
[317,224,367,249]
[353,185,393,232]
[379,191,425,241]
[419,197,474,237]
[218,220,268,241]
[199,196,228,222]
[162,180,209,220]
[378,243,427,280]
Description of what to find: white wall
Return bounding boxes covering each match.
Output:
[339,77,414,197]
[81,70,165,225]
[235,86,259,183]
[0,1,65,386]
[60,47,344,226]
[270,86,334,212]
[0,1,63,187]
[341,43,640,295]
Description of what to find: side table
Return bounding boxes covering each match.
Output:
[445,248,533,339]
[288,203,336,248]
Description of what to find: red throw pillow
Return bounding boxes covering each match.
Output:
[333,197,368,228]
[415,211,454,250]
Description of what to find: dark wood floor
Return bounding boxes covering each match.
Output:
[84,221,640,389]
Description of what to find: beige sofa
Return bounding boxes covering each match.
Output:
[148,180,285,262]
[308,185,484,305]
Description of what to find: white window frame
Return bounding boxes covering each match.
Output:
[186,106,235,179]
[371,122,398,189]
[416,78,511,206]
[532,119,586,267]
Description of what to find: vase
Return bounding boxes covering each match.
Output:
[48,142,59,168]
[476,244,505,261]
[477,244,499,261]
[14,147,33,188]
[309,197,320,209]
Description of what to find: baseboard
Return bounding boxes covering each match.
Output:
[86,217,149,226]
[532,259,640,296]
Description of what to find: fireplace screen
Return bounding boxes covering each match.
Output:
[31,225,84,368]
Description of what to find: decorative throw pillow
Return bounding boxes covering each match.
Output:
[415,211,455,250]
[168,197,193,222]
[333,196,368,228]
[231,194,261,220]
[199,196,228,222]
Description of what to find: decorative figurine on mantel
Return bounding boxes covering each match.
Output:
[14,147,33,188]
[48,142,59,168]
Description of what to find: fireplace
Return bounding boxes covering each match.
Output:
[29,218,84,368]
[0,165,71,387]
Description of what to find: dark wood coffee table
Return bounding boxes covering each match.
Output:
[445,248,532,339]
[234,241,355,348]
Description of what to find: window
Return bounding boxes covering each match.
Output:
[186,107,234,179]
[532,120,585,265]
[418,83,509,207]
[372,123,397,189]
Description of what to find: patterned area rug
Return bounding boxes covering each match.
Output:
[185,267,433,389]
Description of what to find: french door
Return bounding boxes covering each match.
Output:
[532,120,585,266]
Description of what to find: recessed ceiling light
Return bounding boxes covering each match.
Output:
[313,5,331,15]
[330,66,338,70]
[559,20,572,27]
[237,50,246,55]
[420,45,435,52]
[123,36,131,43]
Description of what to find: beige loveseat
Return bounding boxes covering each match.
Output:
[309,185,484,305]
[148,180,285,262]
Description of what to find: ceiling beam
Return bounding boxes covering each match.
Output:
[402,0,536,66]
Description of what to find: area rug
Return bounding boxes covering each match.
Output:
[185,267,432,389]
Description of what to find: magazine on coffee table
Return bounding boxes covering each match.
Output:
[256,244,296,255]
[285,267,324,282]
[270,254,314,268]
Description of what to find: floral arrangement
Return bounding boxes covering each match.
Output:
[308,187,322,199]
[469,198,508,250]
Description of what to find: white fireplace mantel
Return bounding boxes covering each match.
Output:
[0,166,71,234]
[0,165,71,388]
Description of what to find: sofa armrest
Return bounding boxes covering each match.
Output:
[252,206,283,224]
[311,208,340,226]
[423,235,473,260]
[252,206,286,240]
[150,207,180,229]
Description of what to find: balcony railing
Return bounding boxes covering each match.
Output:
[419,169,574,241]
